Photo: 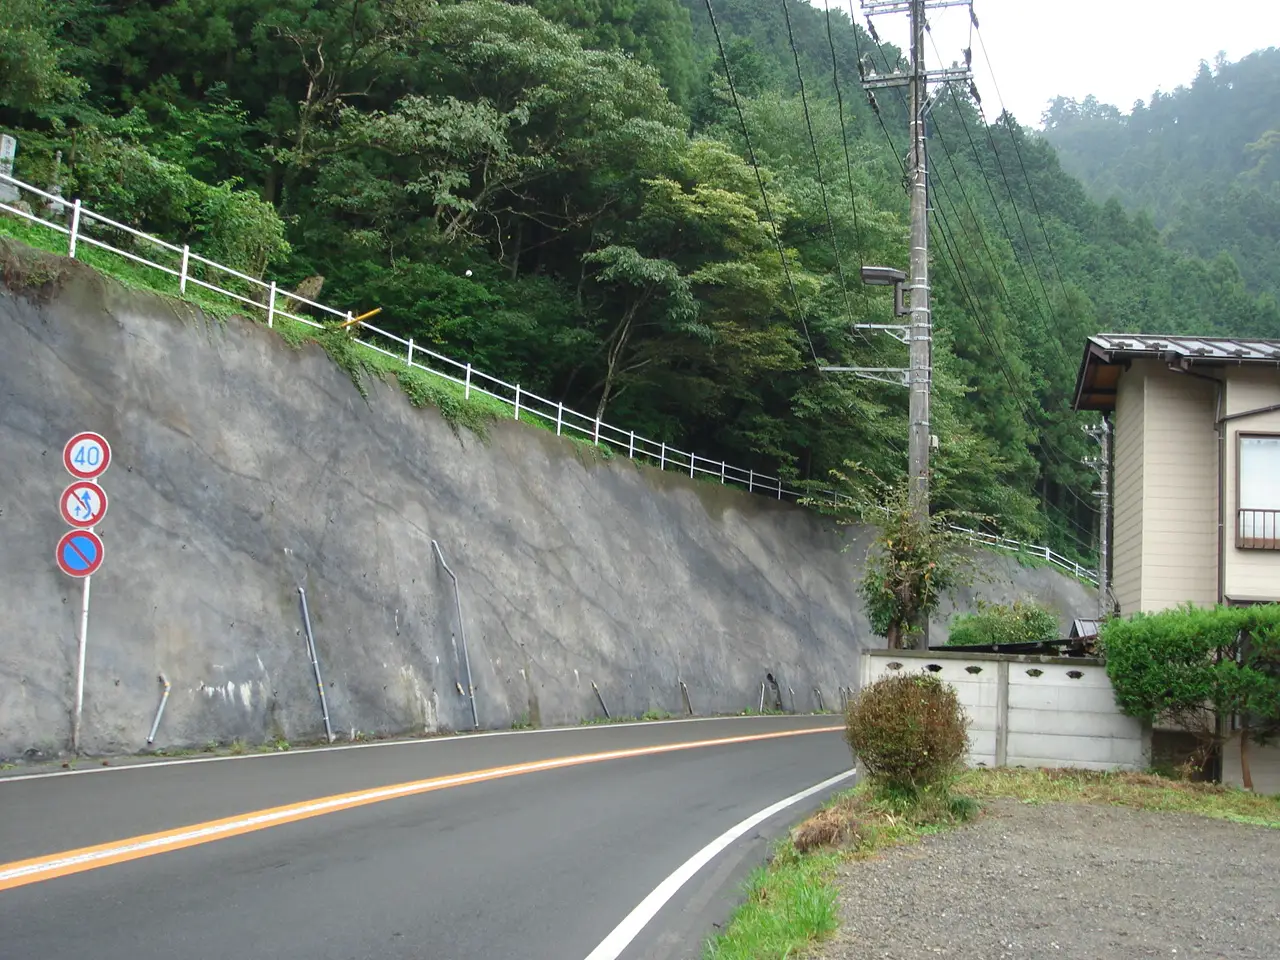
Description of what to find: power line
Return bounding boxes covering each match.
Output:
[922,28,1072,377]
[702,0,820,366]
[972,13,1072,304]
[927,191,1097,533]
[781,0,864,342]
[851,5,907,179]
[823,0,865,262]
[861,14,1092,520]
[929,204,1097,547]
[931,88,1075,380]
[840,8,1093,546]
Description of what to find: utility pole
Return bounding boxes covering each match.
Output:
[905,0,931,524]
[1084,417,1112,619]
[846,0,969,649]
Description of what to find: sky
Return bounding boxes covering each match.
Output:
[839,0,1280,128]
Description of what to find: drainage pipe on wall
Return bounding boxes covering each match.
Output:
[298,586,335,743]
[146,673,171,745]
[592,681,611,719]
[432,540,478,730]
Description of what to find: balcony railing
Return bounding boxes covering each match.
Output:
[1237,509,1280,550]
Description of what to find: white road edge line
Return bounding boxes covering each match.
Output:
[581,766,859,960]
[1,715,822,783]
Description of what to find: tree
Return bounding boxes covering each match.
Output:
[0,0,85,112]
[819,466,975,650]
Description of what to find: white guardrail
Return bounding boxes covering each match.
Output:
[0,171,1097,584]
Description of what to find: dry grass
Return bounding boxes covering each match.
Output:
[954,767,1280,827]
[790,782,977,857]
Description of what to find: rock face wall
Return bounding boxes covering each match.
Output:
[0,242,1095,759]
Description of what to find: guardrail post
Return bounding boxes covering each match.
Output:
[593,416,600,445]
[556,402,563,436]
[267,281,276,328]
[628,431,635,459]
[464,364,472,400]
[748,469,754,492]
[179,245,190,294]
[689,452,695,478]
[406,337,415,367]
[720,462,726,484]
[660,443,666,471]
[777,479,782,500]
[67,199,81,258]
[514,385,521,421]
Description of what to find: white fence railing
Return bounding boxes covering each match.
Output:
[0,171,1097,585]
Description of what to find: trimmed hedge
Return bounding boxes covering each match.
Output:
[1103,603,1280,770]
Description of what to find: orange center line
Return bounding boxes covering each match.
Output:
[0,725,844,892]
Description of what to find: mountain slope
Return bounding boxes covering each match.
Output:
[1041,48,1280,300]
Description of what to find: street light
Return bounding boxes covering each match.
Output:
[860,265,909,317]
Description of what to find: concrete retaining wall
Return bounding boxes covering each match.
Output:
[861,650,1150,771]
[0,240,1096,760]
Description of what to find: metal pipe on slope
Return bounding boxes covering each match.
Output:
[432,540,478,730]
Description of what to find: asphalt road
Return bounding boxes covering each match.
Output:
[0,716,853,960]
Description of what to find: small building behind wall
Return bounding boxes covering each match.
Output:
[1073,333,1280,790]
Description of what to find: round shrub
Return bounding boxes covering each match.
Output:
[844,671,970,792]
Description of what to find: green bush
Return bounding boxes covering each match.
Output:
[844,671,970,794]
[947,598,1059,647]
[13,124,289,280]
[1103,603,1280,773]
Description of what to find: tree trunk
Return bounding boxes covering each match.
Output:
[595,308,636,422]
[1240,723,1254,791]
[509,217,523,280]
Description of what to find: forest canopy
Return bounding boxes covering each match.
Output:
[3,0,1276,565]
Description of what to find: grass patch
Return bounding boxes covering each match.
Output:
[705,782,975,960]
[703,845,840,960]
[0,214,242,322]
[578,708,674,726]
[955,767,1280,828]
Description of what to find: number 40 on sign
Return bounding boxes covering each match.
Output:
[64,431,111,480]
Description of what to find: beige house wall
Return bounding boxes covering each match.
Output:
[1111,365,1145,615]
[1137,365,1219,612]
[1222,368,1280,602]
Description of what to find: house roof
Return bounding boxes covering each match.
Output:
[1073,333,1280,412]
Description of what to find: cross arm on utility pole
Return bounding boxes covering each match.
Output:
[821,366,910,388]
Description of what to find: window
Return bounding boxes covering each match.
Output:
[1237,435,1280,548]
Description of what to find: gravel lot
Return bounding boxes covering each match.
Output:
[810,798,1280,960]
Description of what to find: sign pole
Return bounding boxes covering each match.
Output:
[71,574,92,754]
[59,430,111,755]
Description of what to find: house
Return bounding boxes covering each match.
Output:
[1074,333,1280,791]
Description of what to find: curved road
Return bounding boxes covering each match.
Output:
[0,715,853,960]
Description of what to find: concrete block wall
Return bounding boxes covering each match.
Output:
[862,650,1151,771]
